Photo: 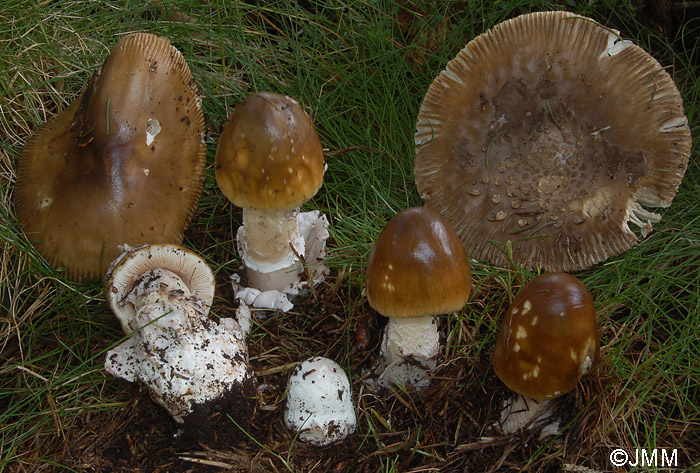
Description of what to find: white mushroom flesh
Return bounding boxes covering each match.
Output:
[498,395,555,435]
[105,268,254,423]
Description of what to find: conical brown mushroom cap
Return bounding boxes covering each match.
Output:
[215,92,324,211]
[14,33,206,280]
[365,207,472,318]
[415,11,691,271]
[492,272,599,400]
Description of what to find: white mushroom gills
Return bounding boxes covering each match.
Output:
[284,357,356,446]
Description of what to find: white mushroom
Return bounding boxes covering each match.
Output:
[284,357,356,446]
[104,244,257,432]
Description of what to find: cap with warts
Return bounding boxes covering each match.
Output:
[492,272,599,400]
[14,33,206,280]
[415,11,691,271]
[365,207,471,318]
[215,92,324,211]
[105,244,215,333]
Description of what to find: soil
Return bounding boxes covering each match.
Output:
[57,263,613,472]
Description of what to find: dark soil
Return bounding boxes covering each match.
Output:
[58,265,615,472]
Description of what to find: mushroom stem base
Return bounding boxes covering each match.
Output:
[378,316,439,389]
[499,395,555,434]
[245,262,303,293]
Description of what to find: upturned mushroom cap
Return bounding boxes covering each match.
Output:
[415,11,691,271]
[365,207,471,318]
[215,92,324,211]
[105,244,215,333]
[492,272,599,401]
[14,33,206,280]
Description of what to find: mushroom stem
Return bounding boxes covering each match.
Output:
[238,207,305,291]
[105,268,256,428]
[499,395,555,434]
[122,269,193,330]
[378,316,439,388]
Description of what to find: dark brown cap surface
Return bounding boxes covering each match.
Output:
[215,92,324,211]
[415,11,691,271]
[493,272,600,400]
[14,33,206,280]
[365,207,471,318]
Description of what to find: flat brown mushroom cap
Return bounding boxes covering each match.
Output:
[492,272,600,400]
[415,11,691,271]
[14,33,206,280]
[215,92,324,211]
[365,207,472,318]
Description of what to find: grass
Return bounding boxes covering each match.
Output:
[1,0,699,471]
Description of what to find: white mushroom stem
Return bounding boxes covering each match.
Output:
[121,268,197,331]
[237,207,305,291]
[105,268,255,424]
[378,316,439,389]
[499,395,555,434]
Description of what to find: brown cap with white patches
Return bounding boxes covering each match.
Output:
[492,272,599,400]
[14,33,207,280]
[415,11,691,271]
[215,92,324,211]
[365,207,472,318]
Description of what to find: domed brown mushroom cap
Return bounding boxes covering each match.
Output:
[492,272,599,401]
[14,33,206,281]
[365,207,472,318]
[215,92,324,211]
[415,11,691,271]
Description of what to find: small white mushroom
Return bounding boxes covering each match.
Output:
[284,357,356,446]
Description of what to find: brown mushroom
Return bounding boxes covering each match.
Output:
[365,207,471,388]
[492,272,599,432]
[215,92,325,292]
[415,11,691,271]
[14,33,206,280]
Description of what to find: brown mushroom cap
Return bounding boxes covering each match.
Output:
[492,272,599,400]
[14,33,206,280]
[365,207,472,318]
[415,11,691,271]
[215,92,324,211]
